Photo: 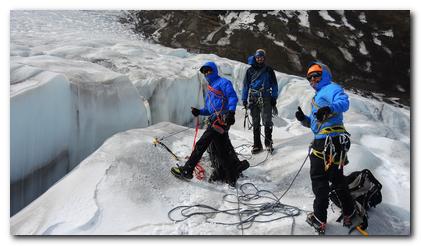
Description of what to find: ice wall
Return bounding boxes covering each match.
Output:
[10,56,148,215]
[11,69,73,216]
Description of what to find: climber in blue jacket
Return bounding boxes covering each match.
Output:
[242,49,278,154]
[296,60,356,234]
[171,61,249,186]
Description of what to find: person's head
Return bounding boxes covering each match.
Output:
[200,66,213,76]
[306,61,332,91]
[307,64,323,89]
[199,61,219,83]
[254,49,266,64]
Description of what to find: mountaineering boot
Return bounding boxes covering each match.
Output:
[252,127,263,154]
[171,164,193,180]
[228,179,236,188]
[342,209,356,228]
[344,204,369,232]
[265,142,274,153]
[251,145,263,154]
[306,212,326,235]
[264,126,274,153]
[237,160,250,173]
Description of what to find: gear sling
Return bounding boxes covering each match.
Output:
[207,84,227,134]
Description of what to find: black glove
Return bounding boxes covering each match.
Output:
[243,101,248,108]
[225,111,236,126]
[191,107,200,117]
[315,106,331,122]
[271,98,277,107]
[295,107,305,121]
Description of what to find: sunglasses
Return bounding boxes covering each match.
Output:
[307,72,322,81]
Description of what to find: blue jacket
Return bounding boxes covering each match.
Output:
[242,55,278,102]
[301,62,350,139]
[199,61,238,119]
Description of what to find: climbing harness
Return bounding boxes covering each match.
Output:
[248,88,266,109]
[318,125,347,135]
[323,136,336,171]
[311,126,350,171]
[207,84,227,134]
[337,133,350,169]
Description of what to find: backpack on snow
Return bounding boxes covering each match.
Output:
[329,169,382,231]
[329,169,383,210]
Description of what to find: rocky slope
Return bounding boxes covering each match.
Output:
[120,10,410,106]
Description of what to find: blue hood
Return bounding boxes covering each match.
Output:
[200,61,220,84]
[247,55,256,65]
[308,61,332,91]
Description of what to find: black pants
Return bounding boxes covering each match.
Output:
[310,137,354,222]
[249,96,273,146]
[185,125,235,174]
[208,134,242,184]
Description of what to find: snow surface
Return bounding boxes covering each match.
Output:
[10,10,410,236]
[11,77,410,235]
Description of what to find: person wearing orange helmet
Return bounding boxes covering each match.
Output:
[296,60,356,234]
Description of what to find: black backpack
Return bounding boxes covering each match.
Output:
[330,169,383,210]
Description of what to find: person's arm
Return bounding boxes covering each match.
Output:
[328,86,349,113]
[199,94,211,115]
[269,67,278,100]
[199,108,211,116]
[301,115,311,128]
[223,79,238,112]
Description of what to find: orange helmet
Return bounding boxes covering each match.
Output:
[307,64,323,76]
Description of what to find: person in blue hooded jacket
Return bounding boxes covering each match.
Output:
[295,61,356,234]
[242,49,278,154]
[171,61,249,186]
